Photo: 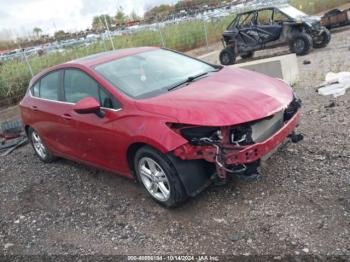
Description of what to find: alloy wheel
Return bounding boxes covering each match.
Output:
[31,130,47,159]
[138,157,170,202]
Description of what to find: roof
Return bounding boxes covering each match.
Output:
[236,4,291,15]
[66,46,159,67]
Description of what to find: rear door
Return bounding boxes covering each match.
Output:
[237,12,260,46]
[28,70,68,152]
[256,9,282,43]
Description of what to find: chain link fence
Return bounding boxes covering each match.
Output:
[1,0,349,108]
[0,13,240,107]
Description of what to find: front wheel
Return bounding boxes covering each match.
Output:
[289,33,313,56]
[313,28,331,48]
[134,146,188,208]
[219,47,236,65]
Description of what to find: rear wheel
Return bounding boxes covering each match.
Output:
[289,33,313,56]
[28,127,56,163]
[240,51,254,59]
[219,47,236,65]
[134,146,188,208]
[313,28,331,48]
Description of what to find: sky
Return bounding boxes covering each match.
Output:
[0,0,178,39]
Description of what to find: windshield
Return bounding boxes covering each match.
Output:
[94,49,215,99]
[279,5,308,19]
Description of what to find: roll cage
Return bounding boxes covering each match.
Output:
[227,7,297,30]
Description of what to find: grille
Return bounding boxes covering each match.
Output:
[231,97,301,145]
[250,111,284,143]
[230,111,284,145]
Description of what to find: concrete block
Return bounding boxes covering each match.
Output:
[198,50,221,65]
[232,54,299,85]
[198,51,299,85]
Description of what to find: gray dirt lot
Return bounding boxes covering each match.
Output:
[0,29,350,257]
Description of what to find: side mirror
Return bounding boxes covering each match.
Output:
[73,97,105,118]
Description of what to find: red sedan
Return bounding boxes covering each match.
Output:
[20,47,302,207]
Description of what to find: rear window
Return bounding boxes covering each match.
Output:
[31,82,40,97]
[38,71,61,100]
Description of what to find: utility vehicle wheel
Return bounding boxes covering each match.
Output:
[289,33,313,56]
[134,146,188,208]
[313,28,331,48]
[28,127,56,163]
[219,47,236,65]
[240,51,254,59]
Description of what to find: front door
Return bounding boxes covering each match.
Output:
[59,68,125,171]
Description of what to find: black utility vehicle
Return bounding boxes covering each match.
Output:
[220,5,331,65]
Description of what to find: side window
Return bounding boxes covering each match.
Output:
[239,13,256,28]
[64,69,121,109]
[40,71,60,100]
[64,69,100,103]
[273,10,290,23]
[31,82,40,97]
[99,88,120,109]
[257,10,273,25]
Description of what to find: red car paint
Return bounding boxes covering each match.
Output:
[20,47,299,180]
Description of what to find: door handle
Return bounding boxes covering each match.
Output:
[32,106,38,111]
[62,113,72,120]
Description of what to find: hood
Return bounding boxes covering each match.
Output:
[135,67,293,126]
[300,16,321,24]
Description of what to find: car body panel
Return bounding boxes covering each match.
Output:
[136,67,293,126]
[21,92,185,177]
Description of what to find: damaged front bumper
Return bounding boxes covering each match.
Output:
[172,106,302,181]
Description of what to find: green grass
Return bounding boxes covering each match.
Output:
[0,0,348,105]
[289,0,349,14]
[0,17,231,105]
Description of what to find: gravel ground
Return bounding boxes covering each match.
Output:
[0,29,349,258]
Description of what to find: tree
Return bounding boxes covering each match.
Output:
[129,10,141,21]
[54,30,67,41]
[144,4,175,20]
[92,16,104,31]
[115,7,127,25]
[33,27,42,38]
[92,15,114,31]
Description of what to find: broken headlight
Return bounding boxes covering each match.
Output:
[180,126,221,145]
[230,125,254,146]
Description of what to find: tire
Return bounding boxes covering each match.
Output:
[240,51,254,59]
[28,127,56,163]
[313,28,331,48]
[219,47,236,65]
[289,33,313,56]
[134,146,188,208]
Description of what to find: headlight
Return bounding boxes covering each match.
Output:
[167,123,220,145]
[230,125,254,145]
[180,126,219,142]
